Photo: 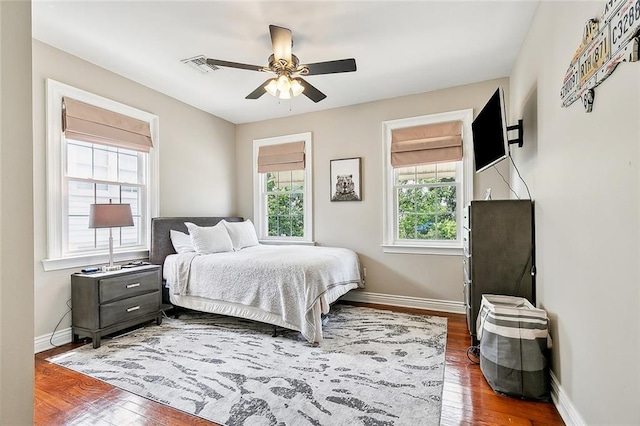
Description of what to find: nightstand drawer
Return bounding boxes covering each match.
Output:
[100,291,160,328]
[100,271,159,303]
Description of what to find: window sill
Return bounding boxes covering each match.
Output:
[381,244,462,256]
[41,249,150,272]
[259,240,316,246]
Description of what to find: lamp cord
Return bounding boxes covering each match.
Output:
[49,299,72,348]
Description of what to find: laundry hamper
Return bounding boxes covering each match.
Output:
[476,294,551,401]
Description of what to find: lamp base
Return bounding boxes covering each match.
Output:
[102,265,122,272]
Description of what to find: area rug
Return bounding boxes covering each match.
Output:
[48,304,447,425]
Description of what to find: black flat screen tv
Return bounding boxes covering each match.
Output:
[472,88,509,173]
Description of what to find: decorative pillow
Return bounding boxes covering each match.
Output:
[170,229,195,254]
[223,219,259,251]
[184,222,234,254]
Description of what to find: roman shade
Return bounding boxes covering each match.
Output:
[62,97,153,152]
[257,141,305,173]
[391,120,462,167]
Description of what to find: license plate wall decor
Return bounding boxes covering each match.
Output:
[561,0,640,112]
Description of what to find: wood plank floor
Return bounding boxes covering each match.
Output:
[35,302,565,425]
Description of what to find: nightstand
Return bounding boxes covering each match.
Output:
[71,264,165,348]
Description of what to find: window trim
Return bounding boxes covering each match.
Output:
[252,132,313,244]
[382,109,473,255]
[43,79,159,271]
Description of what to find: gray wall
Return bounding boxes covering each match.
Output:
[236,79,511,304]
[510,2,639,424]
[0,1,34,423]
[32,40,237,338]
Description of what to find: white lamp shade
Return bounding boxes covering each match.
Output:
[276,75,291,92]
[89,203,134,228]
[278,90,292,100]
[264,79,278,96]
[290,79,304,96]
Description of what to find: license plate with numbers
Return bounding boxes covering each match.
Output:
[610,0,640,54]
[579,30,611,86]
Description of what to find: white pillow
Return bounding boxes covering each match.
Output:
[170,229,195,254]
[223,219,259,251]
[184,222,234,254]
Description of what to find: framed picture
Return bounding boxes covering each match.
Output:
[330,157,362,201]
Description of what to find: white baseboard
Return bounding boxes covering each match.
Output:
[34,293,464,352]
[341,290,465,314]
[34,327,72,354]
[550,370,586,426]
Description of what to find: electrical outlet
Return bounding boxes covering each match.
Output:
[363,268,367,278]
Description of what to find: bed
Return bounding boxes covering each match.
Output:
[150,217,364,343]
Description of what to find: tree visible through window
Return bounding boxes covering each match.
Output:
[253,132,312,243]
[395,162,459,241]
[265,170,304,237]
[382,109,472,254]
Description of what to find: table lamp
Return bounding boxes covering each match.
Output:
[89,201,134,272]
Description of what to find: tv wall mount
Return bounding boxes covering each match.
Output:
[507,119,524,148]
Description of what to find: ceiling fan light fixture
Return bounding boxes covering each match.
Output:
[290,79,304,96]
[276,74,291,93]
[264,79,278,96]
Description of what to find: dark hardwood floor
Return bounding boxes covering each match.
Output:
[35,302,564,425]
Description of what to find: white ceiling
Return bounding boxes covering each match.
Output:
[32,1,538,124]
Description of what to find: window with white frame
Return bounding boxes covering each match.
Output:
[253,132,313,243]
[65,141,144,253]
[382,110,474,255]
[43,79,159,271]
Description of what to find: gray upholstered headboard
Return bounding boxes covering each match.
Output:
[150,216,243,266]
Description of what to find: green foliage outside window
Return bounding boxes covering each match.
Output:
[266,171,304,237]
[396,164,458,241]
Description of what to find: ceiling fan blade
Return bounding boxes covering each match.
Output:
[303,58,357,75]
[245,79,272,99]
[298,78,326,103]
[269,25,292,64]
[206,58,264,72]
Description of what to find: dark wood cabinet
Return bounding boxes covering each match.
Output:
[71,265,164,348]
[463,200,535,345]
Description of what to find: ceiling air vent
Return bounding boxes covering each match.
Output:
[181,55,219,74]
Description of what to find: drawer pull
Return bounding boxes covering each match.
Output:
[126,283,141,289]
[127,306,141,312]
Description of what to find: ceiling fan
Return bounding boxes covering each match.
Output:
[206,25,357,103]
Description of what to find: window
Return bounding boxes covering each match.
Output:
[265,170,305,237]
[66,140,144,253]
[253,132,313,243]
[395,162,459,241]
[382,110,473,255]
[43,79,159,271]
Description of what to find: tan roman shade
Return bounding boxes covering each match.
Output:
[62,97,153,152]
[258,141,305,173]
[391,120,462,167]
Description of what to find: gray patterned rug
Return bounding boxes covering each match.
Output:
[49,304,447,425]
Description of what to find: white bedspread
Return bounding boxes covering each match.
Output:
[164,244,363,343]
